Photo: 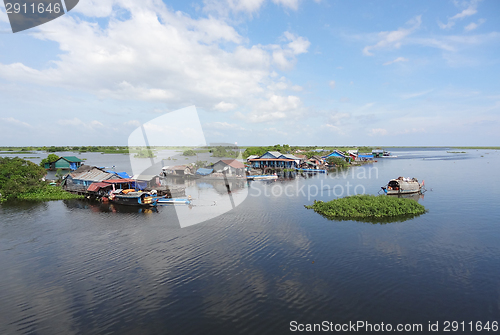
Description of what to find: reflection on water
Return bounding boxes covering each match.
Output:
[1,148,500,334]
[386,192,425,202]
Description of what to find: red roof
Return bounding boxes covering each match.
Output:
[102,179,136,184]
[220,160,245,169]
[87,182,112,192]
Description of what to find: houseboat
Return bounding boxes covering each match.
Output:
[381,177,423,195]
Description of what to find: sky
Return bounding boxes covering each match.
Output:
[0,0,499,147]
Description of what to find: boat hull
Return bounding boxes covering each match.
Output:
[111,193,158,207]
[157,198,191,205]
[247,175,278,180]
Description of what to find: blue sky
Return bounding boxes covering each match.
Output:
[0,0,499,146]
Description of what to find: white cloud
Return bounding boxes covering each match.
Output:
[401,90,433,99]
[57,118,104,130]
[213,101,238,112]
[0,117,33,128]
[243,94,304,123]
[0,6,9,23]
[270,32,311,70]
[438,0,480,30]
[464,18,486,32]
[0,1,309,120]
[383,57,409,66]
[272,0,300,11]
[363,15,421,56]
[328,112,350,125]
[203,0,266,15]
[369,128,388,136]
[329,80,336,89]
[204,121,245,130]
[124,120,141,127]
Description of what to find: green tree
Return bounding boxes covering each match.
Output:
[39,153,60,168]
[0,157,46,201]
[327,156,349,168]
[183,149,196,156]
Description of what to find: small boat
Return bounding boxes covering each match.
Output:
[296,168,327,173]
[381,177,424,195]
[246,175,278,180]
[110,191,158,207]
[157,197,192,205]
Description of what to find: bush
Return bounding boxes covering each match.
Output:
[305,195,426,220]
[0,157,47,201]
[327,156,349,168]
[39,153,60,167]
[183,149,196,156]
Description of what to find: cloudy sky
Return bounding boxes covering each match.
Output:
[0,0,499,146]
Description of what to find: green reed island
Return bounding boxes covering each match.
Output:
[305,195,427,220]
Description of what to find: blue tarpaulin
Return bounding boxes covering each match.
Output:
[105,170,131,179]
[196,168,213,176]
[116,172,130,179]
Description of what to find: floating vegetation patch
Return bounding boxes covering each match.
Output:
[305,195,426,222]
[15,185,84,202]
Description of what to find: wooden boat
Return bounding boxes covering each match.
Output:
[157,197,192,205]
[110,191,158,207]
[296,168,326,173]
[381,177,423,195]
[246,175,278,181]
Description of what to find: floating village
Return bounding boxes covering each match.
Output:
[29,147,424,208]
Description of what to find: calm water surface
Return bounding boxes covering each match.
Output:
[1,148,499,334]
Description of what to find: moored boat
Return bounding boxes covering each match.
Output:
[246,174,278,180]
[157,196,192,205]
[381,177,424,195]
[110,191,158,207]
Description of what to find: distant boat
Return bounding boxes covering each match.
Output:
[296,168,326,173]
[381,177,423,195]
[157,197,192,205]
[110,191,158,207]
[247,175,278,180]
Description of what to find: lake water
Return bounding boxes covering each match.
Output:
[1,148,499,334]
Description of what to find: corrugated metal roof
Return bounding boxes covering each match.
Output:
[280,154,299,160]
[70,168,117,182]
[87,182,112,192]
[220,160,245,169]
[266,151,282,158]
[249,158,295,161]
[103,179,136,184]
[247,155,259,160]
[62,156,83,162]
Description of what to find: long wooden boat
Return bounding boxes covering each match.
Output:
[296,168,326,173]
[157,197,192,205]
[246,175,278,181]
[110,192,158,207]
[382,177,423,195]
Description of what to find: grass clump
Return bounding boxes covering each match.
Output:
[305,194,426,221]
[16,185,84,202]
